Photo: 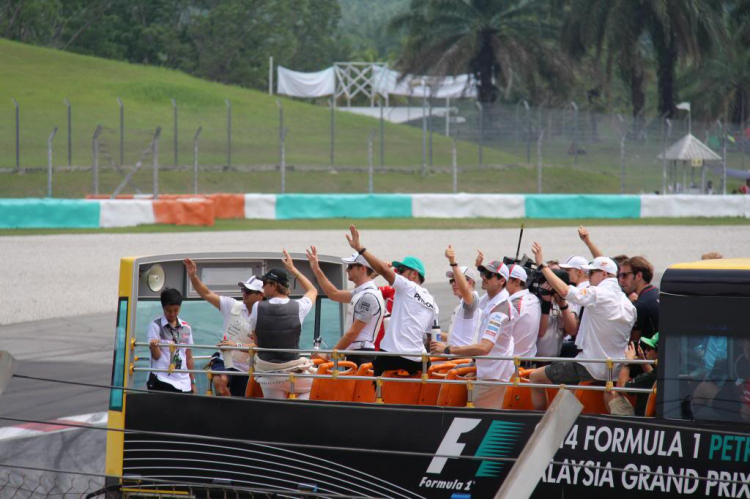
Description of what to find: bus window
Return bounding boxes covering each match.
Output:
[110,298,128,411]
[665,334,750,423]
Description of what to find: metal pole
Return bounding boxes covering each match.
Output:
[662,117,671,195]
[64,98,71,166]
[47,127,58,198]
[172,98,178,166]
[524,101,531,164]
[368,130,375,194]
[421,81,427,176]
[330,97,335,167]
[722,119,727,195]
[445,97,450,136]
[452,138,457,194]
[571,101,579,165]
[620,134,626,195]
[269,56,274,96]
[92,125,103,196]
[379,99,385,167]
[537,130,545,194]
[153,126,162,198]
[428,98,433,167]
[193,126,202,195]
[12,98,19,168]
[117,97,124,165]
[281,128,287,194]
[476,102,484,167]
[225,99,232,167]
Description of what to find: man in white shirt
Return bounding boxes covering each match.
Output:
[431,258,514,408]
[250,250,318,399]
[444,245,481,347]
[528,243,636,410]
[345,225,438,376]
[558,254,589,357]
[184,258,264,396]
[147,288,195,393]
[505,264,542,366]
[306,246,385,366]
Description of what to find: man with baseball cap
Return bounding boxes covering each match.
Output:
[183,257,264,397]
[444,245,482,347]
[432,253,515,408]
[305,246,385,366]
[345,225,438,376]
[528,243,636,410]
[558,255,589,357]
[505,264,542,366]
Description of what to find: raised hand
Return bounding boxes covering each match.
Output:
[184,258,197,277]
[578,225,589,242]
[445,245,456,264]
[475,249,484,268]
[540,282,554,302]
[305,246,320,269]
[625,342,637,361]
[346,224,363,252]
[281,249,295,272]
[531,242,544,266]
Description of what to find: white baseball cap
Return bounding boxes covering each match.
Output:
[342,252,373,269]
[507,264,528,282]
[446,265,480,283]
[583,257,618,275]
[478,260,510,280]
[238,275,264,292]
[559,255,589,270]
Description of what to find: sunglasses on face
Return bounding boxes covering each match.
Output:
[347,263,363,271]
[480,269,500,279]
[395,266,410,274]
[448,278,456,285]
[242,288,259,295]
[618,271,634,279]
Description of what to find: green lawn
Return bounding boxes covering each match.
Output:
[2,217,748,237]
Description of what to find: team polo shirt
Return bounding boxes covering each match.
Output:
[448,291,481,347]
[219,296,253,372]
[348,281,384,349]
[147,315,194,392]
[508,289,542,358]
[478,298,515,381]
[565,278,636,380]
[380,274,438,361]
[634,285,659,339]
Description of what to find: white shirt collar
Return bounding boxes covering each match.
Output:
[160,315,183,328]
[508,289,529,300]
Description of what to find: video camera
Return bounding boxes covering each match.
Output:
[502,225,570,299]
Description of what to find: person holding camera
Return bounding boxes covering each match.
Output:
[527,242,636,410]
[536,262,578,359]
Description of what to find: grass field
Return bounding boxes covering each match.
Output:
[2,217,748,236]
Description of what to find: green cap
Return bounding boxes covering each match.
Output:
[641,333,659,350]
[392,256,426,278]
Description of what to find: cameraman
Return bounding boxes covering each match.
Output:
[537,262,577,359]
[528,242,636,410]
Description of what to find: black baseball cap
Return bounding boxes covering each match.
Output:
[261,268,291,288]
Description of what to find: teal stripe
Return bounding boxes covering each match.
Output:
[275,194,412,220]
[525,195,641,219]
[0,199,101,228]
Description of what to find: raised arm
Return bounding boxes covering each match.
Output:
[282,249,317,302]
[532,242,570,297]
[346,225,396,285]
[184,258,221,310]
[578,226,604,259]
[446,245,474,305]
[306,246,351,303]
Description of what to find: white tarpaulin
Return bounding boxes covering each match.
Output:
[372,66,476,98]
[277,66,335,98]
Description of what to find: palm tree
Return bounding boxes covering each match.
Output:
[389,0,573,104]
[563,0,720,118]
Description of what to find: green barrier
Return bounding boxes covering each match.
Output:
[275,194,413,220]
[525,195,641,219]
[0,199,101,228]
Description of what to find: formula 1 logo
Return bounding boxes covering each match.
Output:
[427,417,524,477]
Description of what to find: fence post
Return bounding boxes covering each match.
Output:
[368,130,376,194]
[47,127,59,198]
[421,83,427,177]
[152,126,162,198]
[445,96,450,136]
[92,125,103,196]
[12,98,19,168]
[662,117,671,195]
[64,98,72,166]
[617,114,626,194]
[524,101,531,164]
[193,126,203,195]
[476,102,484,167]
[379,98,385,167]
[571,101,579,165]
[117,97,124,165]
[722,119,727,195]
[428,98,433,167]
[269,56,274,96]
[225,99,232,167]
[330,97,335,167]
[172,98,178,166]
[452,138,457,194]
[537,130,545,194]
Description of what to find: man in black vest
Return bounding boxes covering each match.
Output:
[250,250,318,399]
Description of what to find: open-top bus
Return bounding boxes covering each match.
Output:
[103,253,750,498]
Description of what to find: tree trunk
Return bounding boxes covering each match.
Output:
[651,22,678,118]
[474,33,498,104]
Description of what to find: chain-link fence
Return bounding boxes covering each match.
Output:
[1,96,747,197]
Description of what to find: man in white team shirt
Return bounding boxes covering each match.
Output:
[184,257,264,397]
[345,225,438,376]
[528,243,636,410]
[505,264,542,366]
[432,257,515,408]
[444,245,481,347]
[558,254,589,357]
[305,246,385,366]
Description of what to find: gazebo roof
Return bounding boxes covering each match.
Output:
[657,133,722,161]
